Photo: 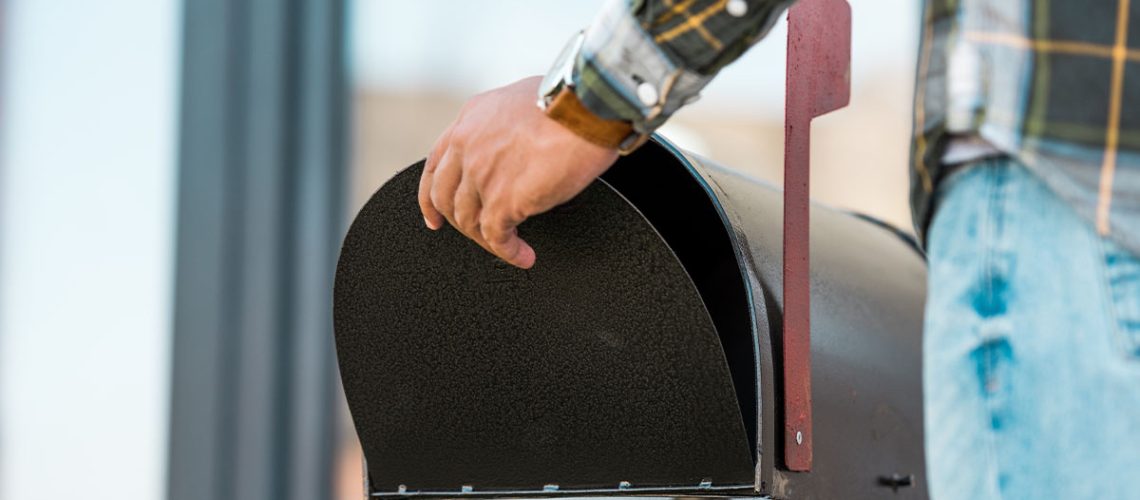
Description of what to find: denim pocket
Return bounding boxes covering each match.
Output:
[1100,241,1140,359]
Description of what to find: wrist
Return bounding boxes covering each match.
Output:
[542,87,641,152]
[537,31,649,154]
[574,7,712,134]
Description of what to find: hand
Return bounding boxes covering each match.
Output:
[419,76,619,269]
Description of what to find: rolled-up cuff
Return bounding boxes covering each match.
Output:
[573,0,712,134]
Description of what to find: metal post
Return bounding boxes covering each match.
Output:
[167,0,348,498]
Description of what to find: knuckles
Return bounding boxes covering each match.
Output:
[454,200,479,230]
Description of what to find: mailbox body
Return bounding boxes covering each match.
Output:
[334,137,927,498]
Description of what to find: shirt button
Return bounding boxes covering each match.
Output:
[727,0,748,17]
[636,82,659,106]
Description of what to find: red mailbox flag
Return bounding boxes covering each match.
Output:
[782,0,851,472]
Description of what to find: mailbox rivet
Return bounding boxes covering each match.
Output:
[618,481,632,490]
[796,431,803,445]
[461,485,473,493]
[397,485,407,494]
[543,484,559,492]
[698,478,713,489]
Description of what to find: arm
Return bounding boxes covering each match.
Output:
[419,0,794,268]
[577,0,795,134]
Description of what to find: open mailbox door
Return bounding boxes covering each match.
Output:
[335,143,757,496]
[335,1,926,497]
[335,137,927,498]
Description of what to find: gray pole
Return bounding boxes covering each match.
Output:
[167,0,347,499]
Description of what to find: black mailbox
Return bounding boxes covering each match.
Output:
[335,136,927,498]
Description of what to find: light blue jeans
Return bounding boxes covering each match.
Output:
[924,157,1140,499]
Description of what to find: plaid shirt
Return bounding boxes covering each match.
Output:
[573,0,1140,255]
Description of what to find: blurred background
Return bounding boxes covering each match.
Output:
[0,1,917,499]
[351,0,919,227]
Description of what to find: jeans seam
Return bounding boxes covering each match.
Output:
[979,161,1007,496]
[1095,237,1140,363]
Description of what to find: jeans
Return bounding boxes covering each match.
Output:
[924,157,1140,499]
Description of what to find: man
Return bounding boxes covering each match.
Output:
[417,0,1140,498]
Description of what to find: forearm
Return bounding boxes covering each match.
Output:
[575,0,795,133]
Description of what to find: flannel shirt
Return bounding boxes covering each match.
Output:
[572,0,1140,256]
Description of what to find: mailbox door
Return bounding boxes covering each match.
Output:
[335,162,757,496]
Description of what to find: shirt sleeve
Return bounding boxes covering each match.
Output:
[574,0,795,134]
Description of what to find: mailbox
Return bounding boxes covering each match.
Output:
[334,136,928,499]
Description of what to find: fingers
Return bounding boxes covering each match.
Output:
[481,212,537,269]
[418,170,443,230]
[419,127,453,230]
[428,148,462,230]
[420,119,536,269]
[452,174,486,247]
[424,154,534,269]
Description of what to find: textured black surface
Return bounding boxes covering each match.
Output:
[334,162,755,494]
